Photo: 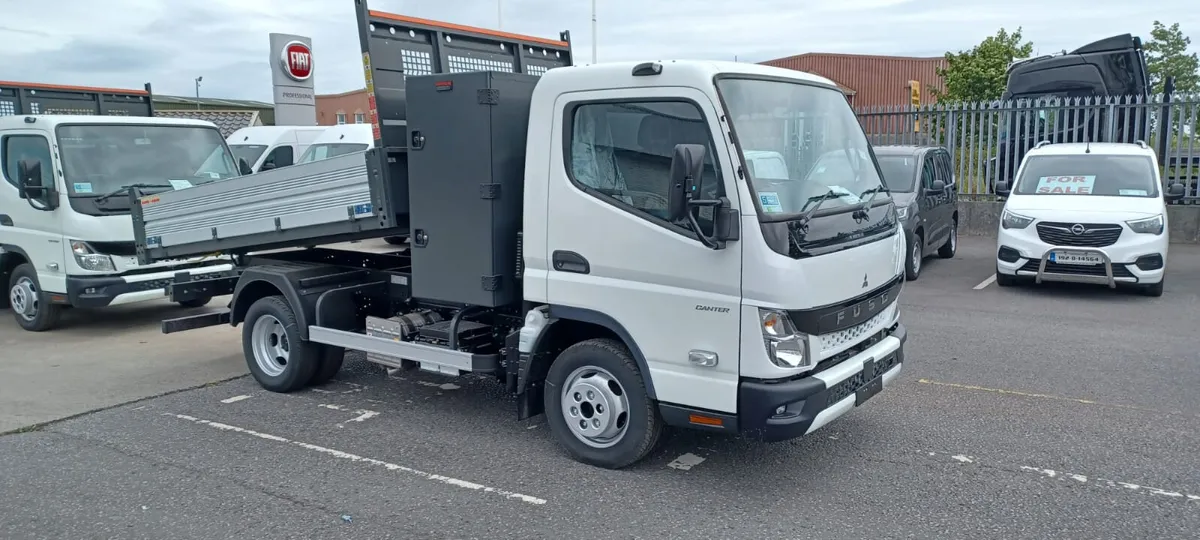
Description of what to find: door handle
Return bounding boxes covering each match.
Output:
[552,250,590,274]
[0,214,11,226]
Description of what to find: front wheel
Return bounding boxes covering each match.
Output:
[1140,278,1165,297]
[544,338,663,469]
[938,220,958,259]
[995,268,1017,287]
[242,295,320,392]
[9,263,62,332]
[177,296,212,309]
[905,234,922,281]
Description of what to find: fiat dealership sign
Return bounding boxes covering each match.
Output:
[269,33,316,125]
[280,40,313,81]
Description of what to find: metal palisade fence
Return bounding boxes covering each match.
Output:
[855,94,1200,201]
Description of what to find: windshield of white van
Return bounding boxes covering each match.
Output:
[57,124,238,197]
[229,144,268,167]
[1013,154,1159,197]
[717,77,886,219]
[298,143,370,164]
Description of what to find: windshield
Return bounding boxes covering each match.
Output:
[875,155,918,192]
[57,124,238,196]
[298,143,369,164]
[229,144,268,166]
[1013,154,1159,197]
[717,78,886,219]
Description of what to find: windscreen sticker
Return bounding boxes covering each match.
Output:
[758,192,784,213]
[1036,175,1095,194]
[1119,188,1148,196]
[168,179,194,190]
[73,182,93,193]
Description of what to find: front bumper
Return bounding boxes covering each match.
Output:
[995,225,1167,286]
[734,323,906,442]
[66,262,235,308]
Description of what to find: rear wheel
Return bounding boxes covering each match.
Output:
[383,236,406,246]
[938,219,958,259]
[9,263,62,332]
[242,295,320,392]
[544,338,662,469]
[905,234,922,281]
[177,296,212,309]
[308,345,346,386]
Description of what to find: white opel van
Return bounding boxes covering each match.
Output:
[226,125,328,173]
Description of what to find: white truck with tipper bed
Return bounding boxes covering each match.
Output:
[1,83,239,331]
[133,0,909,469]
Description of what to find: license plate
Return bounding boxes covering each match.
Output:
[856,376,883,406]
[1049,250,1103,265]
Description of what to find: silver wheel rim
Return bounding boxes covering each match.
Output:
[10,277,38,321]
[251,314,289,377]
[911,239,922,273]
[950,224,958,251]
[561,365,630,449]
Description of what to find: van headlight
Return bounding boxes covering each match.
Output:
[70,240,116,272]
[759,309,812,369]
[1126,214,1164,235]
[1001,209,1034,230]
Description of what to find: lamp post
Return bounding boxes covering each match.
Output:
[591,0,597,64]
[194,76,203,109]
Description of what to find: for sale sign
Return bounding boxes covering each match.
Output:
[1036,175,1096,194]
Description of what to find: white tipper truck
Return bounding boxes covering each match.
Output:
[131,0,908,469]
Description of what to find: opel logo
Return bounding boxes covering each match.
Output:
[1070,223,1086,235]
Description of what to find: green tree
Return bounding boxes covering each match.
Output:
[932,27,1034,103]
[1145,21,1199,94]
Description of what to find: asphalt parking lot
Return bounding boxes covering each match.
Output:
[2,236,1199,539]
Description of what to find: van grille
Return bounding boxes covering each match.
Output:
[1035,222,1122,247]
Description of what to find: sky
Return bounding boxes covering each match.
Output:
[1,0,1198,102]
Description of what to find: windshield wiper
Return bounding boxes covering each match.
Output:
[797,189,840,227]
[853,185,890,220]
[95,183,173,204]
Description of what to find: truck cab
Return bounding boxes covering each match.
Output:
[226,125,328,173]
[0,115,238,331]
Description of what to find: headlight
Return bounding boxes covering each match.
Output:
[1001,210,1034,230]
[895,206,909,220]
[759,308,811,369]
[1126,214,1164,235]
[70,240,116,272]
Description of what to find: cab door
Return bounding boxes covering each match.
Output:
[543,86,743,414]
[0,130,68,293]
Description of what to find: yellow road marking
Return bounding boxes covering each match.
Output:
[916,379,1198,419]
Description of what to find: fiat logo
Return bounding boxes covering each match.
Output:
[280,41,313,81]
[1070,223,1086,235]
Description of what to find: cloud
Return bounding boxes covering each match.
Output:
[0,0,1197,101]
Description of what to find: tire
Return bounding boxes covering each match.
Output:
[241,295,320,393]
[9,263,63,332]
[995,268,1017,287]
[1140,279,1164,297]
[177,296,212,309]
[383,236,406,246]
[544,338,663,469]
[938,219,958,259]
[904,233,922,281]
[308,345,346,386]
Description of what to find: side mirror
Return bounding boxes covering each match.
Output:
[1166,182,1186,202]
[929,179,946,193]
[995,180,1011,197]
[667,143,706,222]
[260,161,277,171]
[237,157,254,176]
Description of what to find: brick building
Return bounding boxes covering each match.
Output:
[316,89,370,126]
[760,53,947,109]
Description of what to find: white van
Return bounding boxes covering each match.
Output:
[0,115,238,331]
[226,125,328,173]
[296,123,374,164]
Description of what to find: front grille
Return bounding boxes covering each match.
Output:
[1019,260,1135,279]
[1036,222,1122,247]
[825,352,899,406]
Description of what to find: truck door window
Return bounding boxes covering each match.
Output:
[1,135,53,189]
[566,100,722,235]
[920,157,936,191]
[263,145,294,169]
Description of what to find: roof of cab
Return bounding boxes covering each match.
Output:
[1026,141,1155,157]
[536,59,841,94]
[0,115,217,129]
[873,144,939,157]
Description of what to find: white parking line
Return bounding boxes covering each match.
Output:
[165,413,547,505]
[220,395,252,404]
[973,275,997,290]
